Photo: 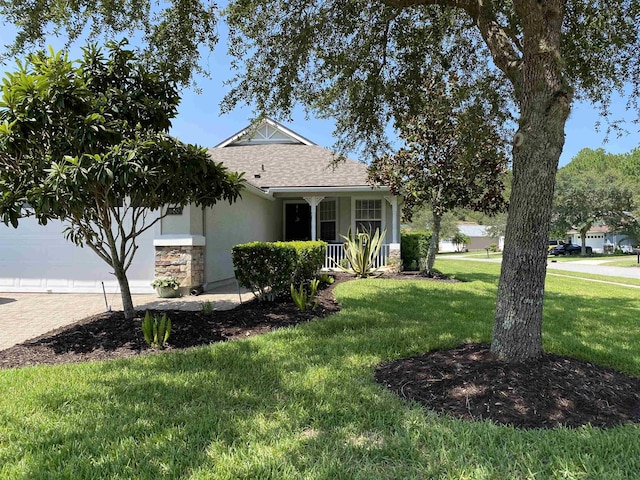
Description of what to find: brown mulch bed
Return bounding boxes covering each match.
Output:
[2,271,639,429]
[0,275,346,370]
[375,343,640,429]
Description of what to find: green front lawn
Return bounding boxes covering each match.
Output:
[594,257,640,267]
[547,269,640,287]
[1,260,638,479]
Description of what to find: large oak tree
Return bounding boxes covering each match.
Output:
[221,0,640,361]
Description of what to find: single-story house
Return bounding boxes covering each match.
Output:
[439,222,504,252]
[0,118,400,293]
[565,225,634,253]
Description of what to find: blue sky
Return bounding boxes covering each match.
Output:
[170,54,639,168]
[1,20,638,168]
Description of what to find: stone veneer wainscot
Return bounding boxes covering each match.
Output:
[153,236,206,290]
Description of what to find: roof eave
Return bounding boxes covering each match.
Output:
[265,185,391,194]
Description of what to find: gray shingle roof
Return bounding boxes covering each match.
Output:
[458,223,490,237]
[207,143,371,190]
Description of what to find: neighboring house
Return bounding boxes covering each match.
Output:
[0,118,400,293]
[439,222,504,252]
[565,225,634,253]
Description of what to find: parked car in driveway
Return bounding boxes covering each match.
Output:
[549,243,592,256]
[548,239,564,251]
[620,244,636,254]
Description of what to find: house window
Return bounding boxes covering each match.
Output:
[319,199,337,241]
[355,199,382,234]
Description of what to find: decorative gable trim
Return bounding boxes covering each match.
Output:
[215,117,316,148]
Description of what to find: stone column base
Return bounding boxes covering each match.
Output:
[387,242,402,272]
[154,245,205,291]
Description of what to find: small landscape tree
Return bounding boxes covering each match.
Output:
[450,232,470,252]
[0,42,244,320]
[369,78,508,275]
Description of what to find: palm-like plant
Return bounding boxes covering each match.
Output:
[339,227,386,278]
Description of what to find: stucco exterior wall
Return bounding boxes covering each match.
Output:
[204,190,281,284]
[160,205,203,236]
[0,211,158,293]
[467,236,501,251]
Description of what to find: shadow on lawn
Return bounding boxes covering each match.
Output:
[9,277,640,478]
[11,284,495,478]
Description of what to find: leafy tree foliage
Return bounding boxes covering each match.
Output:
[553,147,639,250]
[0,42,244,320]
[369,78,508,274]
[0,0,218,86]
[404,209,459,240]
[552,171,634,254]
[450,232,470,252]
[223,0,640,361]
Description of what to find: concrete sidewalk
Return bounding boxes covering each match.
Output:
[0,282,252,351]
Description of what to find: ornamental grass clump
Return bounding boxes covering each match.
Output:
[290,278,320,311]
[141,311,171,349]
[339,227,386,278]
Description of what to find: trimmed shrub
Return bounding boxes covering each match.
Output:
[232,240,327,301]
[289,241,327,285]
[401,231,431,270]
[232,242,298,301]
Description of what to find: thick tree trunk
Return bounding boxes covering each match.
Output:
[424,212,441,275]
[491,1,571,362]
[113,261,136,320]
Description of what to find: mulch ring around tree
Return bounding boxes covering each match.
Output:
[375,343,640,429]
[2,272,639,429]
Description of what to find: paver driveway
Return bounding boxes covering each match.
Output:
[0,282,251,351]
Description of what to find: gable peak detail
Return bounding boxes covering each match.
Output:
[215,117,316,148]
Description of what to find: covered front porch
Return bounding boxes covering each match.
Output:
[274,190,401,269]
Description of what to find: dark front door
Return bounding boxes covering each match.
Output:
[285,203,311,241]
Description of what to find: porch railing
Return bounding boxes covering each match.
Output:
[323,243,390,270]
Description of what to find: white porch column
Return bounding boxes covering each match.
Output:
[303,196,325,241]
[384,196,399,244]
[384,195,401,270]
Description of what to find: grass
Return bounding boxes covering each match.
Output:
[547,269,640,287]
[1,261,639,479]
[438,250,503,259]
[594,257,640,267]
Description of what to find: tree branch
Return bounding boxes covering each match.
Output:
[383,0,522,84]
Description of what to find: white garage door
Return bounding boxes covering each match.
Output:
[0,216,157,294]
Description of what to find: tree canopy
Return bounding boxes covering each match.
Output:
[552,170,634,254]
[0,0,218,86]
[553,147,640,249]
[0,42,244,319]
[223,1,640,155]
